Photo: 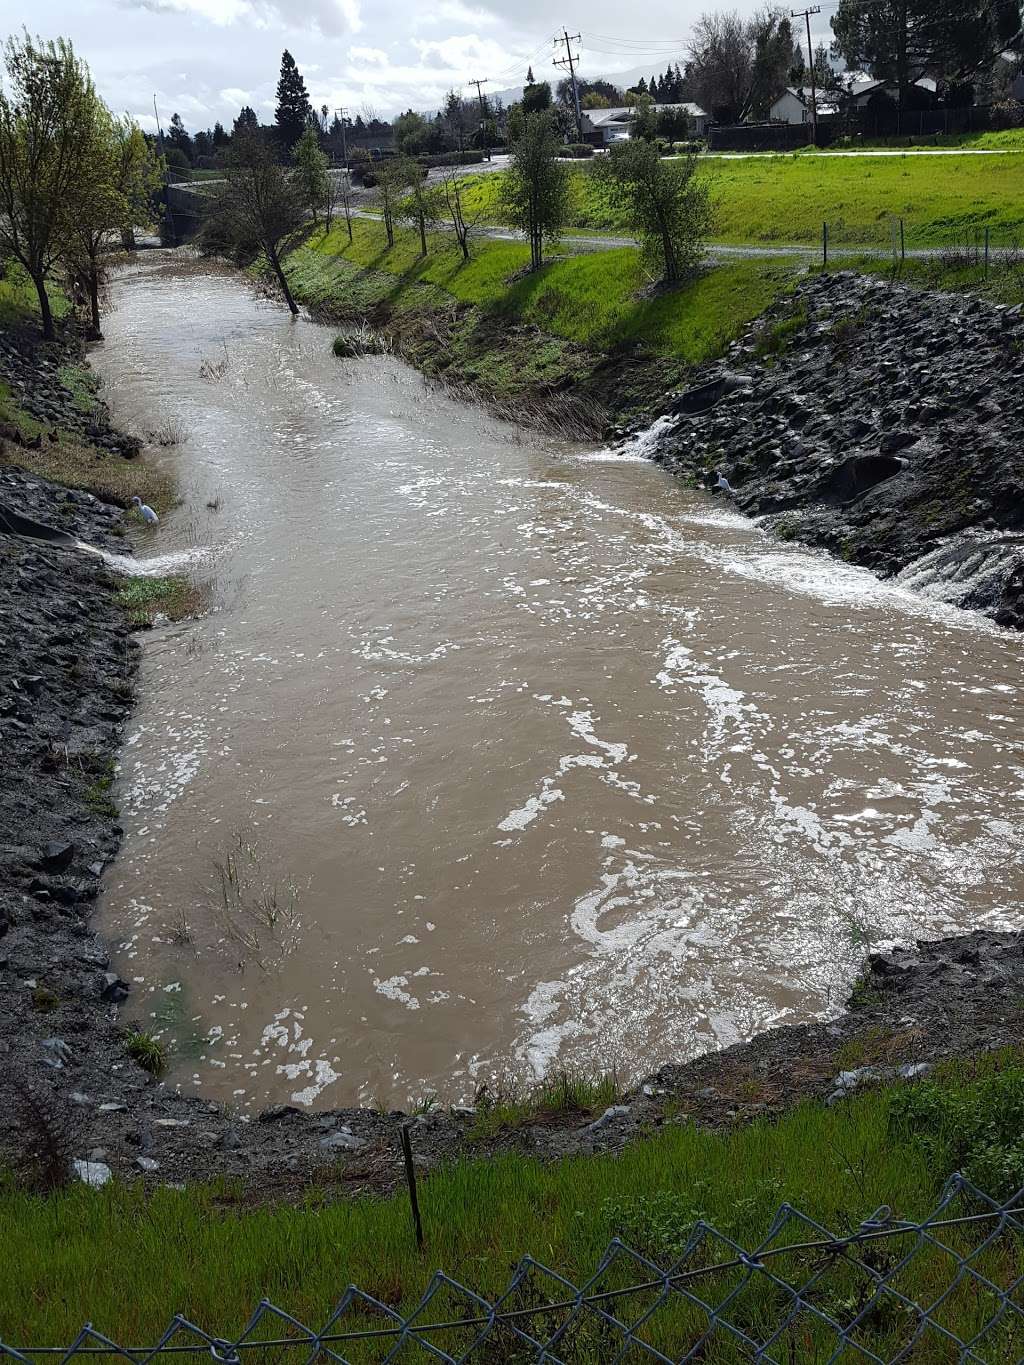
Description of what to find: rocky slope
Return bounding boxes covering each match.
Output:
[641,272,1024,627]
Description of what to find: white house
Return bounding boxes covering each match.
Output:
[769,87,840,124]
[581,102,709,144]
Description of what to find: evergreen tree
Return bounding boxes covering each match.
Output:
[212,121,229,147]
[167,111,193,162]
[233,105,258,136]
[275,49,312,150]
[526,65,535,83]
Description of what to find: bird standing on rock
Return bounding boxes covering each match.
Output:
[131,496,159,525]
[712,471,735,495]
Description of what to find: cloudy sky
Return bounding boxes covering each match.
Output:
[24,0,835,131]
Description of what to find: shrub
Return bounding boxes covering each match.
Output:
[563,143,595,158]
[991,100,1024,130]
[890,1061,1024,1197]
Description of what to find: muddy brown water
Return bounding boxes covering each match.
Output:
[92,253,1024,1113]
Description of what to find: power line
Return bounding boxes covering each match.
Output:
[553,28,584,141]
[792,6,822,145]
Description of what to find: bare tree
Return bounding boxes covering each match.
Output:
[688,6,796,122]
[430,165,484,262]
[203,128,306,314]
[374,156,416,248]
[0,33,98,340]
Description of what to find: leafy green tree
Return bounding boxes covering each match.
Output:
[275,49,312,151]
[499,111,570,271]
[400,165,434,255]
[630,93,659,139]
[202,128,305,312]
[0,32,98,340]
[393,108,429,154]
[831,0,1022,107]
[292,124,329,224]
[522,79,552,113]
[64,109,160,335]
[212,121,230,148]
[596,140,712,284]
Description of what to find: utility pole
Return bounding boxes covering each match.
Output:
[468,78,491,161]
[791,6,821,147]
[334,107,349,167]
[554,29,584,143]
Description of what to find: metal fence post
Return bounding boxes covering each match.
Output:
[985,226,990,278]
[401,1122,425,1251]
[900,218,905,263]
[823,221,828,269]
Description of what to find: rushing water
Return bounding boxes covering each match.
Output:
[92,253,1024,1112]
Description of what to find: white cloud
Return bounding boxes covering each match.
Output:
[349,46,389,65]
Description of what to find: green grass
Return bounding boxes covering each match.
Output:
[0,260,69,328]
[57,363,100,414]
[6,1052,1024,1355]
[456,151,1024,246]
[123,1030,167,1076]
[296,221,798,365]
[116,575,205,627]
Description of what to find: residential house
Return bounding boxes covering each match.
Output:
[769,87,841,125]
[581,102,709,145]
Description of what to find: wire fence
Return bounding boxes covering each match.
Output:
[809,218,1024,277]
[6,1173,1024,1362]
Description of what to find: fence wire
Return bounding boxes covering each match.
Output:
[6,1173,1024,1362]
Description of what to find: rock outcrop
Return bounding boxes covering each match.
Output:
[646,273,1024,627]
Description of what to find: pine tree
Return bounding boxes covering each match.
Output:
[212,121,229,147]
[167,111,193,162]
[527,65,535,83]
[233,105,258,135]
[275,49,311,150]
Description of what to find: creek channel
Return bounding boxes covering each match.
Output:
[91,251,1024,1113]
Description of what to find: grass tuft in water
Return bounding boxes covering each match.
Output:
[116,576,206,628]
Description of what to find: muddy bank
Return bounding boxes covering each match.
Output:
[643,272,1024,627]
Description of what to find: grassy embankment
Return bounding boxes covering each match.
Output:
[6,1050,1024,1354]
[286,220,799,428]
[456,149,1024,247]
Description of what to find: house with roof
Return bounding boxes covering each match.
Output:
[768,87,841,125]
[581,102,709,145]
[770,76,938,125]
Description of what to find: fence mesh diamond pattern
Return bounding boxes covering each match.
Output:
[6,1174,1024,1362]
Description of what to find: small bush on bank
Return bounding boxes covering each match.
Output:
[124,1030,167,1077]
[116,575,206,627]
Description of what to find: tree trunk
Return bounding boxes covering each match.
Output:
[32,272,55,342]
[346,210,353,243]
[418,212,427,258]
[88,270,103,338]
[268,248,300,315]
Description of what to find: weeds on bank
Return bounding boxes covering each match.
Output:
[123,1030,167,1077]
[468,1070,623,1140]
[116,575,206,627]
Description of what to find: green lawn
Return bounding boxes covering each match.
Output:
[5,1051,1024,1357]
[0,261,69,328]
[297,221,798,365]
[457,150,1024,246]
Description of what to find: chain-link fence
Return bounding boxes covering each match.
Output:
[6,1173,1024,1362]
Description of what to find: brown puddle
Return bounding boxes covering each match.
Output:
[93,253,1024,1112]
